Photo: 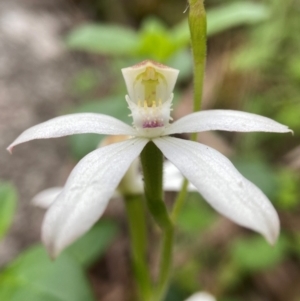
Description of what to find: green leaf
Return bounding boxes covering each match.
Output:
[207,2,270,36]
[230,236,288,272]
[66,24,139,56]
[0,182,17,240]
[137,17,179,61]
[0,245,95,301]
[65,220,118,268]
[69,95,131,159]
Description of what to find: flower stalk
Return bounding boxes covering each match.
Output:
[189,0,207,141]
[155,226,174,300]
[171,0,207,224]
[140,142,173,230]
[124,194,152,301]
[140,141,174,301]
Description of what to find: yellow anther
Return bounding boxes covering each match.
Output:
[144,100,147,108]
[152,100,156,108]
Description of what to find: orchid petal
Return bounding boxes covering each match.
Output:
[185,292,216,301]
[164,110,292,135]
[7,113,137,152]
[163,161,197,192]
[32,187,63,208]
[154,137,279,244]
[42,137,148,258]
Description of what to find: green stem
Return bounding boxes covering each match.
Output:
[155,227,174,301]
[140,142,173,230]
[189,0,207,141]
[140,142,174,301]
[124,194,152,301]
[171,179,189,223]
[171,0,207,220]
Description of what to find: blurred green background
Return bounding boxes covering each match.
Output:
[0,0,300,300]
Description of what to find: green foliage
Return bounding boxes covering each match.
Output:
[0,182,17,240]
[232,158,277,199]
[275,169,300,211]
[177,193,216,234]
[291,234,300,257]
[230,236,289,273]
[232,0,299,71]
[138,17,183,62]
[276,102,300,131]
[164,284,186,301]
[288,56,300,81]
[66,2,269,63]
[0,220,118,301]
[69,95,130,159]
[65,220,118,268]
[207,2,270,36]
[66,24,139,56]
[0,246,95,301]
[173,259,201,293]
[166,50,193,81]
[71,69,100,96]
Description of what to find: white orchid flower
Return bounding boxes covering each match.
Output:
[8,60,291,258]
[184,292,216,301]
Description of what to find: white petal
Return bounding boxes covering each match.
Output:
[117,158,144,195]
[7,113,137,152]
[42,137,148,258]
[185,292,216,301]
[164,110,292,135]
[32,187,63,208]
[163,161,197,191]
[154,137,279,244]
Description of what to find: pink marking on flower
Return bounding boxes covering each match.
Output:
[143,120,164,128]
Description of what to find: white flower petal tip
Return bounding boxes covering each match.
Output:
[154,137,280,245]
[165,110,292,135]
[6,146,13,154]
[31,187,63,209]
[7,113,137,151]
[185,292,216,301]
[42,138,148,258]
